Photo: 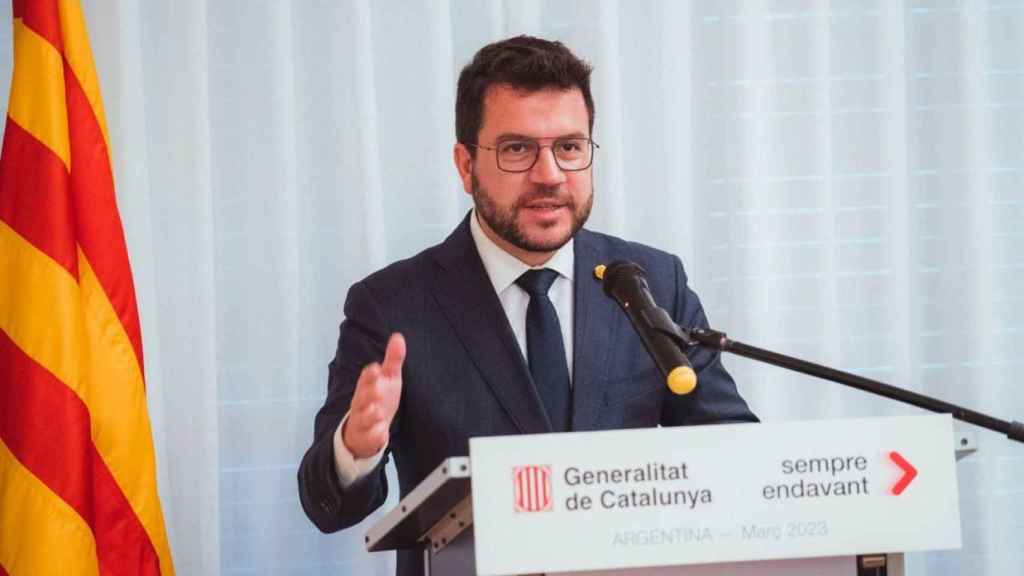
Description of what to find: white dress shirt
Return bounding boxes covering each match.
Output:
[333,210,576,486]
[468,208,575,372]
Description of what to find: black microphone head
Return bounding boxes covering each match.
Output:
[601,260,648,299]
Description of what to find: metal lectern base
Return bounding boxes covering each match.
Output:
[424,525,476,576]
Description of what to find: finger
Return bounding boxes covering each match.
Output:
[380,333,406,380]
[352,363,383,405]
[365,399,391,423]
[358,362,382,387]
[350,401,382,428]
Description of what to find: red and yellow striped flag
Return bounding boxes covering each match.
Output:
[0,1,174,574]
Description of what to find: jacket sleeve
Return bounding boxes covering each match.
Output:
[660,255,759,426]
[297,280,399,532]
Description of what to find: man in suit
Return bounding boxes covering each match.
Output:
[298,35,757,574]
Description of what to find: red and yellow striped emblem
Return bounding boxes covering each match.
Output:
[513,465,552,513]
[0,1,174,574]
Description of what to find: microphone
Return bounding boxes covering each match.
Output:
[597,261,697,395]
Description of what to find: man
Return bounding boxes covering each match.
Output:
[298,35,757,575]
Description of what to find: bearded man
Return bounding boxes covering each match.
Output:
[298,35,757,576]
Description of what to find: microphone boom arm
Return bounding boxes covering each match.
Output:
[674,325,1024,444]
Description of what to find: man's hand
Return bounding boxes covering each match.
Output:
[342,333,406,459]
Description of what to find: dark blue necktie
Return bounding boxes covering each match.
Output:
[516,269,571,432]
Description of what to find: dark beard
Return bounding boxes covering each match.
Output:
[471,173,593,253]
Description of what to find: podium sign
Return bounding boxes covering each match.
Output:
[469,415,961,576]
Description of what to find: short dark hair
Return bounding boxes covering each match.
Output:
[455,35,595,152]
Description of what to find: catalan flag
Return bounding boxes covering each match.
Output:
[0,1,174,574]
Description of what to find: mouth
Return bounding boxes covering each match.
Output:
[522,199,568,211]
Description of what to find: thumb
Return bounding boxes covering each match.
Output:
[381,333,406,380]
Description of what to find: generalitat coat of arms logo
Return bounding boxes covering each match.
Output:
[513,465,552,513]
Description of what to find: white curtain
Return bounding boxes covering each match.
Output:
[2,1,1021,574]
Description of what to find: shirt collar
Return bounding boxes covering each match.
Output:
[469,208,575,294]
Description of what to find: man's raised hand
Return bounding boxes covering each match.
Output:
[342,333,405,459]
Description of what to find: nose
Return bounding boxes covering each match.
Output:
[529,145,568,186]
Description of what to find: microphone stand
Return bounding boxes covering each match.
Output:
[657,322,1024,444]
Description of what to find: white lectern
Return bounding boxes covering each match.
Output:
[367,415,974,576]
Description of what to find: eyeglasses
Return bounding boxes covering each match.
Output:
[465,137,599,173]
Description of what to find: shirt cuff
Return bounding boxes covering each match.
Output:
[333,411,386,488]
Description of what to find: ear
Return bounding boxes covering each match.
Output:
[453,143,474,195]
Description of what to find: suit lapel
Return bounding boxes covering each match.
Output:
[570,230,619,430]
[429,215,552,434]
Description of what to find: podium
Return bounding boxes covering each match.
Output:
[367,415,973,576]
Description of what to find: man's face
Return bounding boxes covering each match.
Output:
[455,84,594,265]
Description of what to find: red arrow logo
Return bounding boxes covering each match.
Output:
[889,451,918,495]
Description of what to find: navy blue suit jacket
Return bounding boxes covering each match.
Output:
[298,214,757,574]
